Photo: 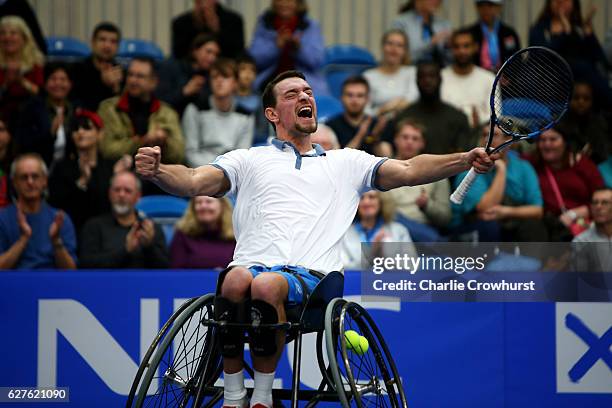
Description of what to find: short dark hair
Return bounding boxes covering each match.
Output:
[129,57,158,77]
[92,21,121,41]
[341,76,369,94]
[211,58,238,79]
[450,28,475,45]
[44,62,71,83]
[190,33,218,54]
[261,70,307,130]
[236,51,256,68]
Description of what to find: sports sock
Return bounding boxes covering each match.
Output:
[223,370,247,407]
[250,370,275,408]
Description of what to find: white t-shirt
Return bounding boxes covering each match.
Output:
[212,141,387,273]
[440,66,495,127]
[363,66,418,115]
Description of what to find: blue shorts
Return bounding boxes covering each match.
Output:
[248,265,322,308]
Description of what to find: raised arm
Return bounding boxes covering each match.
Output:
[135,146,229,197]
[375,148,495,191]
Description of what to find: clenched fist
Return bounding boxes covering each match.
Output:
[135,146,161,179]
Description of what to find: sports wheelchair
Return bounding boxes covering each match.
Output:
[126,271,408,407]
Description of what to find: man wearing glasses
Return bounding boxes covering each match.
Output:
[0,153,77,269]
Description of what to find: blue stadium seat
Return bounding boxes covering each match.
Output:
[46,36,90,62]
[118,39,164,64]
[323,44,377,99]
[315,94,343,123]
[136,195,189,244]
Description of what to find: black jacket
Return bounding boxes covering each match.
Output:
[467,21,521,70]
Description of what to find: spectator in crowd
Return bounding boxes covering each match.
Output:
[441,29,495,128]
[48,109,131,236]
[392,61,473,155]
[0,117,14,207]
[98,57,185,164]
[559,80,609,164]
[157,34,220,117]
[15,63,75,167]
[363,29,418,118]
[310,123,339,150]
[574,188,612,243]
[172,0,244,60]
[79,171,169,268]
[326,76,391,156]
[170,196,235,269]
[234,52,270,145]
[0,16,44,131]
[528,125,604,241]
[392,0,452,64]
[250,0,328,95]
[384,119,451,240]
[605,27,612,66]
[0,153,77,269]
[182,58,253,167]
[467,0,521,72]
[529,0,611,108]
[598,157,612,188]
[0,0,47,54]
[71,22,123,111]
[340,190,414,270]
[452,124,546,241]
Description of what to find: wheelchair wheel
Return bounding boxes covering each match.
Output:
[126,297,199,408]
[134,294,222,408]
[325,298,408,407]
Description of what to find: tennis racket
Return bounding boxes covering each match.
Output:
[449,46,573,204]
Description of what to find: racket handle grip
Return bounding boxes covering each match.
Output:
[450,167,478,205]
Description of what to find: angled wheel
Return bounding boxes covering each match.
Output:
[325,299,408,407]
[126,296,199,408]
[134,294,222,408]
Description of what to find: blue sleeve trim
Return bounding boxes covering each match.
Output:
[371,157,389,192]
[210,163,232,198]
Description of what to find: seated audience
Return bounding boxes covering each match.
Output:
[15,63,75,167]
[234,53,270,145]
[79,171,169,268]
[172,0,244,59]
[441,29,495,128]
[392,0,452,64]
[182,58,254,167]
[98,57,185,164]
[529,0,611,108]
[170,196,235,269]
[467,0,521,72]
[341,190,414,270]
[559,80,609,164]
[157,34,220,116]
[452,124,546,242]
[249,0,328,95]
[0,117,14,207]
[574,188,612,243]
[310,123,339,151]
[363,29,418,117]
[48,109,130,236]
[0,16,44,131]
[598,157,612,188]
[326,76,391,156]
[527,125,604,241]
[384,119,451,239]
[71,22,123,111]
[0,153,76,269]
[391,61,474,154]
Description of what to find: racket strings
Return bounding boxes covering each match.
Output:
[494,48,572,136]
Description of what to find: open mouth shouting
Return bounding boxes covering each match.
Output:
[297,104,314,119]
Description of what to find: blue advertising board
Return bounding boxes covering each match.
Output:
[0,270,611,407]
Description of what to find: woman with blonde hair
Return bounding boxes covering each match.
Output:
[170,195,236,269]
[340,190,415,270]
[363,29,418,117]
[0,15,44,129]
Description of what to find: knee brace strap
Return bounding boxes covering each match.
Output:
[214,296,249,358]
[249,300,279,357]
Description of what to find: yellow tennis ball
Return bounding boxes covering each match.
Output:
[344,330,361,353]
[359,335,369,354]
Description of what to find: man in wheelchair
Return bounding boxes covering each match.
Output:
[135,70,496,408]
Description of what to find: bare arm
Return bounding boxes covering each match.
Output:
[53,242,76,269]
[0,236,28,269]
[505,205,543,219]
[376,148,495,191]
[475,161,506,212]
[135,146,229,197]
